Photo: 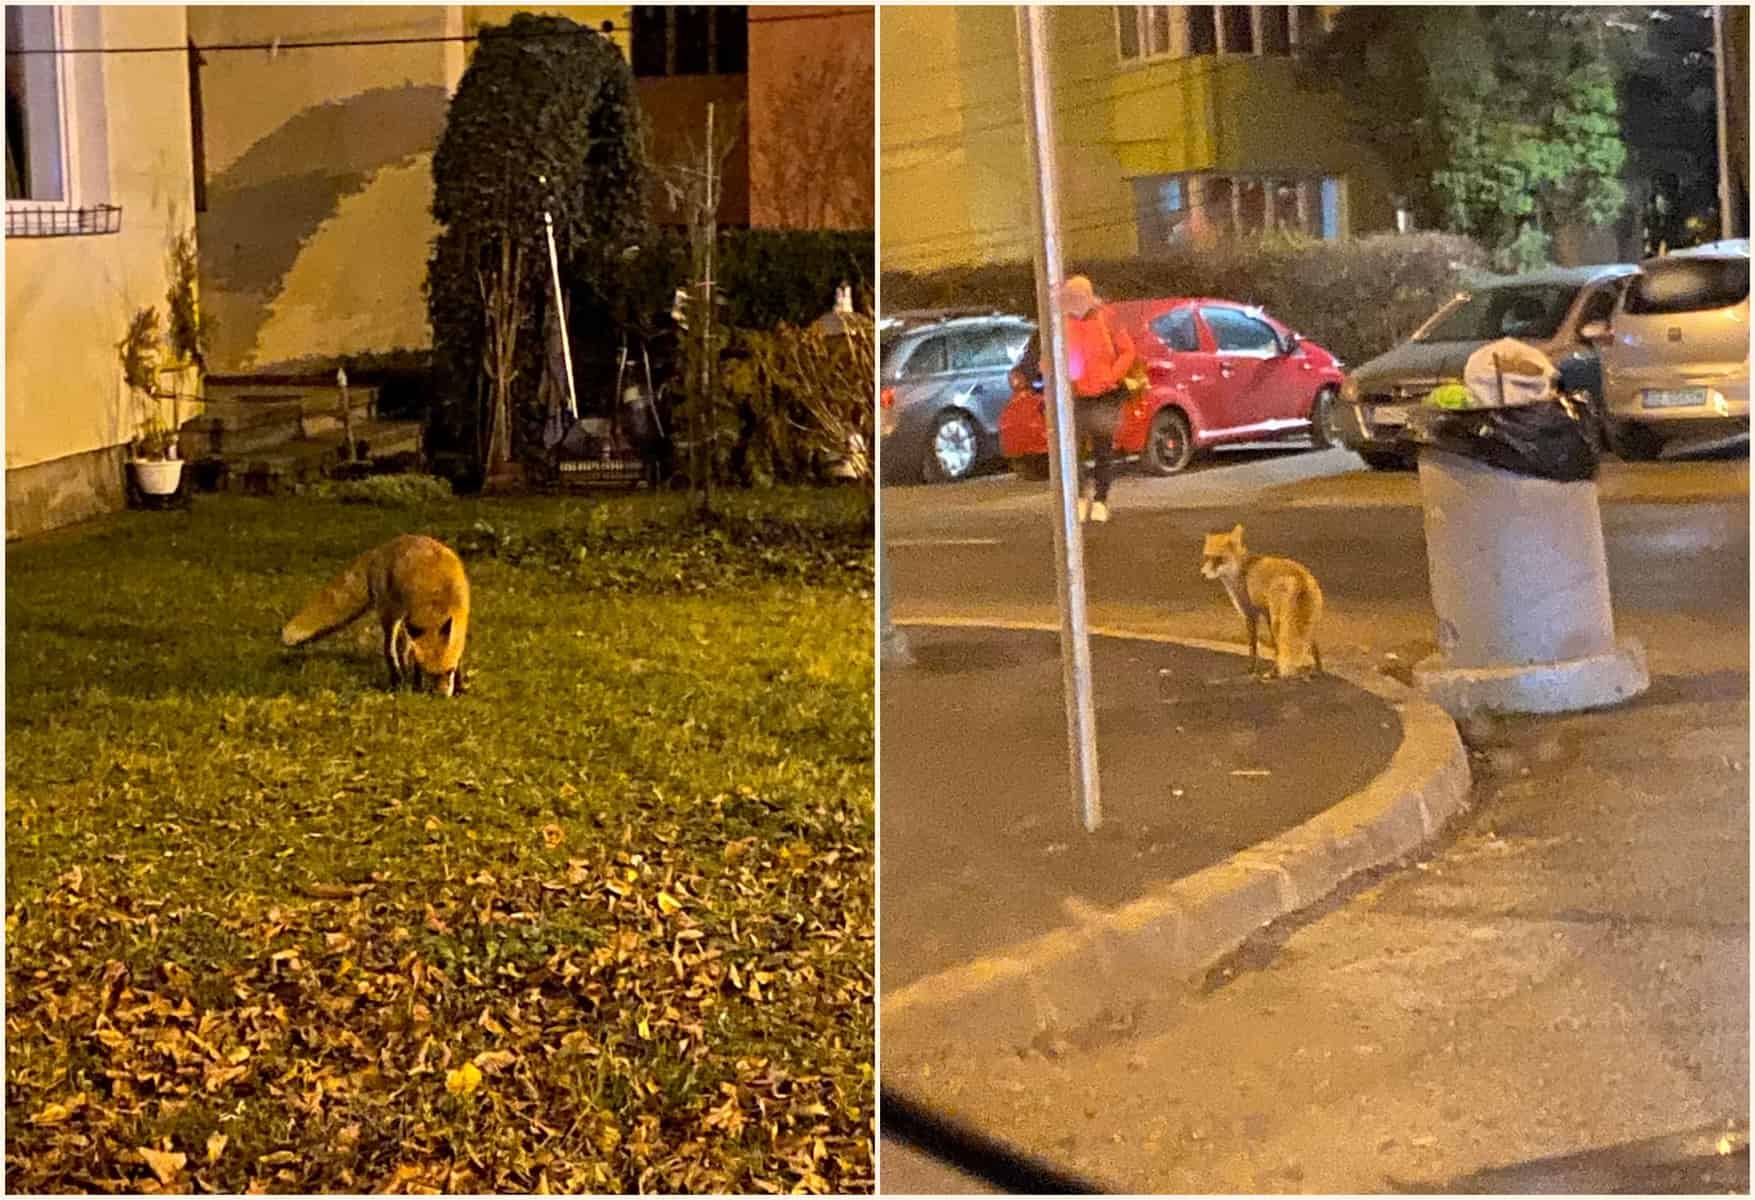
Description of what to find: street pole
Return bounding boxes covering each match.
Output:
[1714,4,1733,240]
[1016,4,1101,833]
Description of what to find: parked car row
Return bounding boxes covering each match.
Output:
[879,242,1748,484]
[880,300,1342,482]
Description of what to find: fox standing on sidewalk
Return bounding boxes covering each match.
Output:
[1057,275,1136,523]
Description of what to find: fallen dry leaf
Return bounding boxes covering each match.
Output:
[137,1146,185,1185]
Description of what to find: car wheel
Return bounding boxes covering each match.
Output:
[1308,386,1340,450]
[1359,449,1410,471]
[1141,409,1195,476]
[923,410,980,482]
[1607,419,1663,462]
[1009,455,1050,481]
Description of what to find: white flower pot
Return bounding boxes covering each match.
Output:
[132,459,184,496]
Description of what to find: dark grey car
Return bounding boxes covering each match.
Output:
[1335,264,1636,469]
[880,311,1034,483]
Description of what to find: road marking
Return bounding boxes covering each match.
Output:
[887,537,1003,548]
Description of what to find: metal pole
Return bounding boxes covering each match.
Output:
[1016,4,1101,832]
[533,175,582,421]
[1714,5,1733,240]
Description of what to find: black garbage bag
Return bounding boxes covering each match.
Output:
[1400,397,1600,483]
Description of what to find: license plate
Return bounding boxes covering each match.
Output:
[1642,388,1707,409]
[1371,404,1411,427]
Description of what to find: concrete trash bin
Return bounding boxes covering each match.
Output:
[1413,448,1648,716]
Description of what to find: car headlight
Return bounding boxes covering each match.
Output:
[1340,377,1360,404]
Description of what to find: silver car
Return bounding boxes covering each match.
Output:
[1593,240,1750,460]
[1335,265,1635,469]
[880,310,1034,483]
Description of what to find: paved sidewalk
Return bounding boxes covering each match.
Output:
[880,624,1404,992]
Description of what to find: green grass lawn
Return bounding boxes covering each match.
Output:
[5,486,874,1194]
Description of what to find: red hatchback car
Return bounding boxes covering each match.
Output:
[998,298,1346,476]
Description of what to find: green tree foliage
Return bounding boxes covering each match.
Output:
[427,13,648,479]
[1307,6,1630,271]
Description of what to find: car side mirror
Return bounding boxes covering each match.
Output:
[1579,319,1610,343]
[1280,331,1302,355]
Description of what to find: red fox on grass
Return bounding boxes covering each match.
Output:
[1199,524,1323,679]
[281,535,470,696]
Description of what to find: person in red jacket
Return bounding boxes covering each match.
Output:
[1057,275,1135,522]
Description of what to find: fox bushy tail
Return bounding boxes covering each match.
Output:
[281,553,373,647]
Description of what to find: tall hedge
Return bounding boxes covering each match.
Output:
[427,13,648,476]
[880,232,1488,368]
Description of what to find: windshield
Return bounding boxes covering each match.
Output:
[1416,283,1578,343]
[1624,258,1750,315]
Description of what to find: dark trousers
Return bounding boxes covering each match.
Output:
[1076,388,1126,503]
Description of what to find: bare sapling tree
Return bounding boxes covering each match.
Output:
[659,102,743,514]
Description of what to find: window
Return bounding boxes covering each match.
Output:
[6,4,64,201]
[950,327,1023,371]
[1261,6,1292,55]
[715,6,748,74]
[631,6,747,77]
[674,6,710,75]
[1186,7,1217,55]
[1416,285,1577,343]
[1133,171,1344,246]
[631,6,668,75]
[1151,308,1201,352]
[1116,5,1141,59]
[1575,285,1620,330]
[1119,6,1313,62]
[1201,307,1280,354]
[1220,6,1254,53]
[901,336,947,379]
[1624,258,1751,315]
[187,41,206,212]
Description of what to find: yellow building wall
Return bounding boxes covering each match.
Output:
[5,5,197,473]
[881,4,1396,271]
[880,5,1030,271]
[189,5,466,372]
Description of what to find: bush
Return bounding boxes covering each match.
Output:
[717,229,874,330]
[306,474,456,506]
[880,232,1489,368]
[718,317,874,487]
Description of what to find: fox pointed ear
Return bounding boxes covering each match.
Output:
[438,616,454,640]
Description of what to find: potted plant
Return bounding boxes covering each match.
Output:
[118,231,207,497]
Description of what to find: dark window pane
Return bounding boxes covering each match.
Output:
[631,6,668,76]
[1237,178,1266,234]
[1272,179,1300,231]
[1290,5,1317,47]
[903,336,947,379]
[1186,6,1216,54]
[1152,308,1201,352]
[1116,6,1140,58]
[1262,6,1291,54]
[1149,6,1172,54]
[674,6,711,75]
[1203,308,1279,353]
[1221,5,1253,53]
[715,7,747,73]
[1576,286,1619,327]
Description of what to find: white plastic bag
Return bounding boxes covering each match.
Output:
[1462,338,1557,408]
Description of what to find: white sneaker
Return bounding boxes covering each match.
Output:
[1090,501,1110,523]
[1077,497,1091,522]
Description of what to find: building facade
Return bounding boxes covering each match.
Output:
[6,5,199,538]
[881,4,1396,272]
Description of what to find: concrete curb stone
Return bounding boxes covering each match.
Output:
[882,618,1473,1052]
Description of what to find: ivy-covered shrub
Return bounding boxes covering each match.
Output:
[881,232,1488,368]
[426,13,649,483]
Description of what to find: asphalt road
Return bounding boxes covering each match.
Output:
[879,447,1749,1194]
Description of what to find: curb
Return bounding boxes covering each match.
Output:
[882,617,1473,1051]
